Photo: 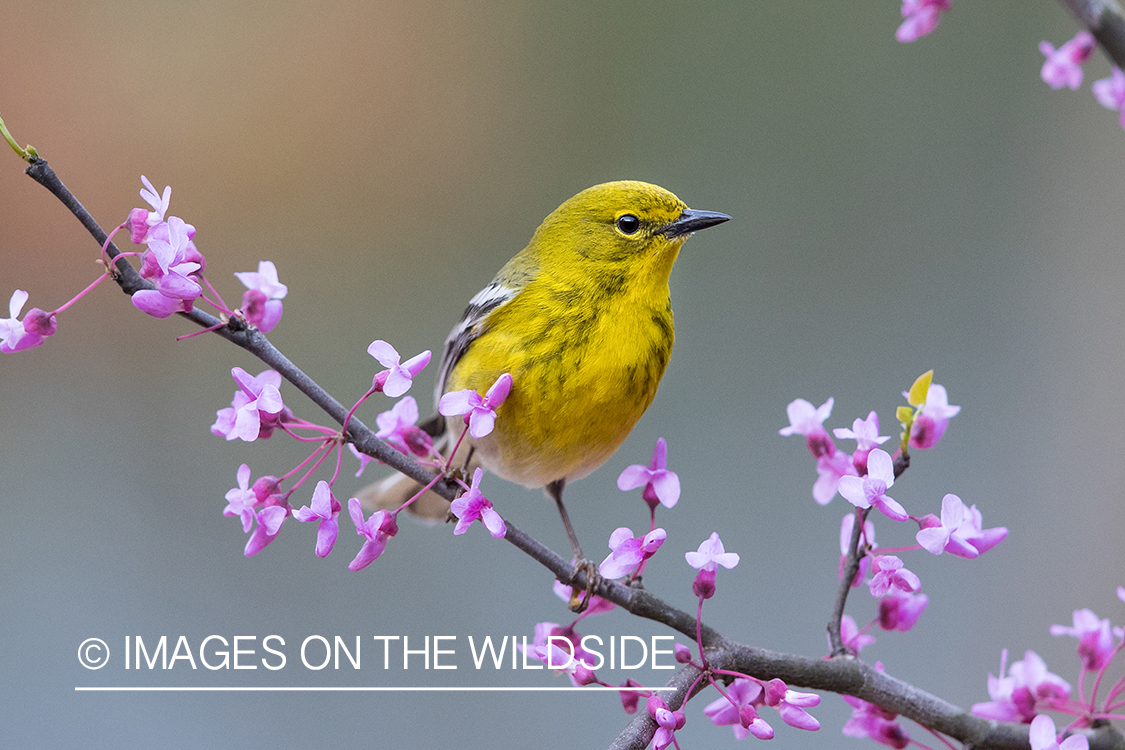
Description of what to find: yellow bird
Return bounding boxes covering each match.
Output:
[363,180,729,585]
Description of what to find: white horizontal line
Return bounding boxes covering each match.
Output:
[75,686,673,692]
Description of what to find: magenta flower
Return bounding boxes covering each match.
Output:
[647,695,687,750]
[815,449,858,506]
[450,468,505,538]
[212,368,286,442]
[223,464,259,532]
[916,494,1007,557]
[843,693,910,749]
[1029,713,1089,750]
[1050,609,1116,671]
[374,396,433,457]
[686,532,740,599]
[905,382,960,449]
[127,175,171,244]
[869,556,920,598]
[1040,31,1097,90]
[838,614,876,654]
[439,372,513,438]
[516,621,598,685]
[838,449,908,521]
[704,678,773,740]
[244,505,287,557]
[347,498,398,571]
[1093,68,1125,130]
[879,590,929,632]
[0,290,55,353]
[834,410,890,473]
[235,260,288,333]
[780,397,835,457]
[895,0,951,43]
[762,679,821,731]
[971,649,1071,722]
[132,217,203,319]
[292,481,341,558]
[367,340,432,398]
[686,532,740,571]
[617,437,681,509]
[598,527,666,579]
[618,678,645,714]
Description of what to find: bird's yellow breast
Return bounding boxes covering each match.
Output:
[446,266,676,488]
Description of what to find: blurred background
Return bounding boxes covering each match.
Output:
[2,1,1123,747]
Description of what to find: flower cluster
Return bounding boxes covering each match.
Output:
[782,373,1012,745]
[2,175,293,353]
[971,589,1125,742]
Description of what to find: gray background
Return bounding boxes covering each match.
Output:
[1,1,1123,747]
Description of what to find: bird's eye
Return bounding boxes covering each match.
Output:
[616,214,640,235]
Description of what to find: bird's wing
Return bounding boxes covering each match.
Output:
[434,279,519,406]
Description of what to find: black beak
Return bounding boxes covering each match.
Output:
[663,208,732,239]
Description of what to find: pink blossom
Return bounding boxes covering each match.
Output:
[905,382,960,449]
[1029,713,1089,750]
[868,555,921,598]
[762,678,821,731]
[1050,608,1116,671]
[292,481,341,558]
[127,175,171,244]
[374,396,433,457]
[704,678,773,740]
[618,678,645,714]
[244,505,287,556]
[647,695,687,750]
[517,621,598,686]
[235,261,288,333]
[915,494,978,556]
[212,368,286,442]
[838,614,876,654]
[0,290,55,353]
[223,464,258,532]
[838,449,908,521]
[879,590,929,632]
[971,649,1071,722]
[439,372,513,438]
[347,499,398,571]
[834,410,890,473]
[843,693,910,748]
[1093,67,1125,130]
[598,527,666,579]
[1040,31,1097,91]
[686,532,740,599]
[686,532,740,571]
[895,0,951,43]
[816,449,858,506]
[132,217,203,319]
[368,340,432,398]
[780,397,835,458]
[617,437,681,510]
[450,468,505,538]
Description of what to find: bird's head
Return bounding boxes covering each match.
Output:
[527,181,730,289]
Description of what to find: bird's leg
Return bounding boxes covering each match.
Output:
[546,478,599,613]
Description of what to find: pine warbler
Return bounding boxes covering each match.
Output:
[364,181,729,578]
